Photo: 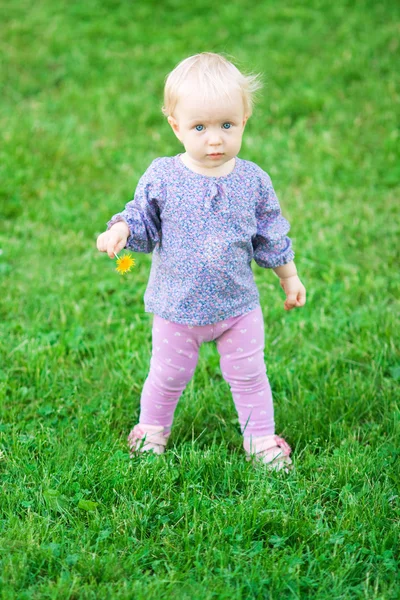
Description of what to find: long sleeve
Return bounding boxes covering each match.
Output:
[252,170,295,268]
[107,160,163,254]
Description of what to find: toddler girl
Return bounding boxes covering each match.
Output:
[97,52,306,472]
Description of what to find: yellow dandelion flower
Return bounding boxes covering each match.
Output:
[115,253,135,274]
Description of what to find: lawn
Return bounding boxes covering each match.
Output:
[0,0,399,598]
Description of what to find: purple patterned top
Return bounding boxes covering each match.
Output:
[107,153,294,325]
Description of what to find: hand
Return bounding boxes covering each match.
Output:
[280,275,306,311]
[96,221,130,258]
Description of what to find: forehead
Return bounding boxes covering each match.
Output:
[175,86,244,122]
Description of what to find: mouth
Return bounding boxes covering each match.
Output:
[208,153,224,158]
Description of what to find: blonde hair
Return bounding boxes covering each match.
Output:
[161,52,263,119]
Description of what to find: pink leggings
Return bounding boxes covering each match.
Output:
[139,305,275,438]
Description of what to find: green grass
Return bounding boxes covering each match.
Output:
[0,0,399,598]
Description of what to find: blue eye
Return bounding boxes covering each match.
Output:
[195,125,204,131]
[222,123,231,129]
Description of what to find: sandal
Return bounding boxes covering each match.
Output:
[127,424,169,456]
[243,434,293,473]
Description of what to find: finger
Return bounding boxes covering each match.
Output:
[296,291,307,307]
[107,238,117,258]
[115,239,126,255]
[285,294,297,310]
[97,234,107,252]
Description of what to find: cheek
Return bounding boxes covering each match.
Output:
[189,133,202,145]
[232,132,243,144]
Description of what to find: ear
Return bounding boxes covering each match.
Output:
[168,116,182,142]
[242,115,249,128]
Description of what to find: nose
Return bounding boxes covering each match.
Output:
[208,129,223,146]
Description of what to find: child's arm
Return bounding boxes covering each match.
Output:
[273,261,306,311]
[252,169,306,311]
[97,160,163,259]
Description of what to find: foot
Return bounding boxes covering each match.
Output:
[243,434,293,473]
[127,424,169,456]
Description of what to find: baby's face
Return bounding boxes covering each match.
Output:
[168,86,248,172]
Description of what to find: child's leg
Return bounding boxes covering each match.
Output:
[215,306,275,437]
[138,315,203,434]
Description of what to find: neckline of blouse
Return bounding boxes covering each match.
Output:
[175,153,240,180]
